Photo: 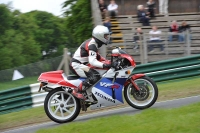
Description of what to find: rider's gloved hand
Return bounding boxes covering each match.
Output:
[103,63,112,69]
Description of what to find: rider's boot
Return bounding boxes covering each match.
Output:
[72,81,91,100]
[77,81,91,92]
[80,81,98,104]
[75,68,100,103]
[72,90,86,100]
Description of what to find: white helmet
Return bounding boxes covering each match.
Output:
[92,25,110,45]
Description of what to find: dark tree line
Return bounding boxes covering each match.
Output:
[0,0,92,70]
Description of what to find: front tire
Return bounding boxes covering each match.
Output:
[44,88,81,123]
[124,76,158,109]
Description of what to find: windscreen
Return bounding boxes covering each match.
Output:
[118,49,128,54]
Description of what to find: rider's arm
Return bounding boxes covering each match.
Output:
[88,44,104,68]
[97,53,106,61]
[88,50,104,68]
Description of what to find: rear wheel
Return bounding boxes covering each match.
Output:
[124,76,158,109]
[44,88,81,123]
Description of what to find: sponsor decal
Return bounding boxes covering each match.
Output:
[95,92,115,103]
[100,82,120,89]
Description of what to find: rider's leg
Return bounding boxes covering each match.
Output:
[70,62,101,92]
[70,62,88,77]
[81,68,100,103]
[82,68,101,91]
[70,62,101,102]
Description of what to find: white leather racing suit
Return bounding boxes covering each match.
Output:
[70,38,106,78]
[69,37,111,92]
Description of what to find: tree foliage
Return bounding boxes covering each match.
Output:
[62,0,93,45]
[0,4,13,34]
[0,0,92,70]
[0,4,65,70]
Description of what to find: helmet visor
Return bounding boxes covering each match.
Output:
[104,33,111,45]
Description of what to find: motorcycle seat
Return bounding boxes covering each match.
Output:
[67,75,80,80]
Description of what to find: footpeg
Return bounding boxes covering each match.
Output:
[80,100,87,111]
[68,88,73,93]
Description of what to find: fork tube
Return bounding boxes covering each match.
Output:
[130,79,140,91]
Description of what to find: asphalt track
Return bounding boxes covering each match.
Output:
[2,95,200,133]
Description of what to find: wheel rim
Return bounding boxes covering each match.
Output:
[127,78,155,106]
[47,91,77,120]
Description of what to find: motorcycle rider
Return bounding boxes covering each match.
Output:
[70,25,112,102]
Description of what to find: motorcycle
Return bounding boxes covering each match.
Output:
[38,47,158,123]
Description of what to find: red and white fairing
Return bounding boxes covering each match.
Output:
[38,70,82,89]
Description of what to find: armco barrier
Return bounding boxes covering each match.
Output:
[0,86,31,101]
[147,64,200,82]
[1,55,200,115]
[0,83,47,115]
[132,54,200,82]
[132,54,200,74]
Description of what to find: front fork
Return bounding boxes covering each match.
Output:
[130,78,140,91]
[124,74,145,91]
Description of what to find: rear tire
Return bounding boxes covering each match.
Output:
[124,76,158,109]
[44,88,81,123]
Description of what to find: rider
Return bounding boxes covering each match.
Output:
[69,25,112,100]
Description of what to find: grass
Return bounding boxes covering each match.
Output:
[157,76,200,101]
[0,76,200,131]
[0,107,48,131]
[36,102,200,133]
[0,76,38,91]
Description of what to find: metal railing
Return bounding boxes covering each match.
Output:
[0,56,63,82]
[117,30,196,64]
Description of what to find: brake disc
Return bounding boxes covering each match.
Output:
[131,85,150,101]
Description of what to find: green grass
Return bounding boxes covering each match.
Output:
[0,77,200,131]
[36,102,200,133]
[0,76,38,91]
[157,77,200,101]
[0,107,48,131]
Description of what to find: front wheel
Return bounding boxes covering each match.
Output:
[44,88,81,123]
[124,76,158,109]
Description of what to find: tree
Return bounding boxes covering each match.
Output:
[25,11,69,58]
[0,4,24,69]
[0,0,93,70]
[62,0,93,46]
[0,30,25,69]
[0,5,41,69]
[0,4,14,34]
[13,13,41,63]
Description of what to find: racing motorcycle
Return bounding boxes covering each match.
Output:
[38,47,158,123]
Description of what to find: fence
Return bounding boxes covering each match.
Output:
[113,30,198,64]
[0,56,63,82]
[1,54,200,115]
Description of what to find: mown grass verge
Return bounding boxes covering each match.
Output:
[0,76,200,131]
[0,76,38,91]
[36,102,200,133]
